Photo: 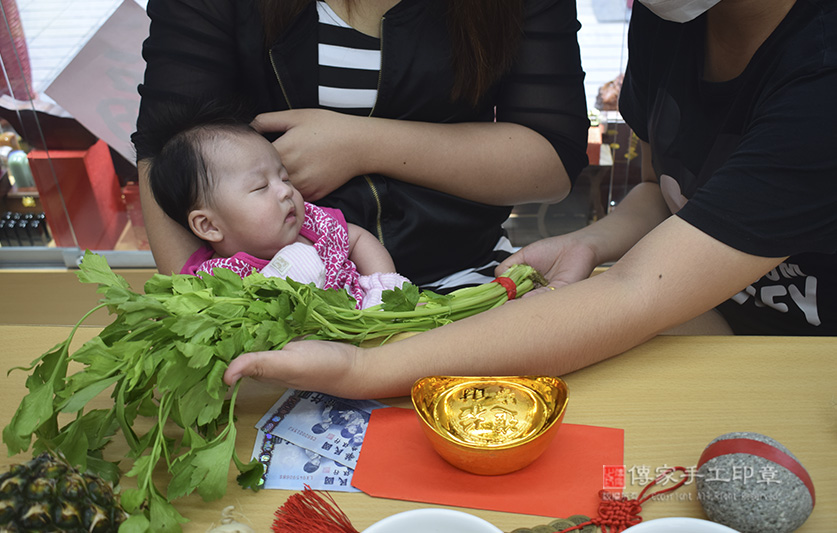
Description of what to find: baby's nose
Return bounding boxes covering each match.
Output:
[276,181,294,200]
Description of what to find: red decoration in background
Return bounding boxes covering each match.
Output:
[28,139,126,250]
[0,0,36,101]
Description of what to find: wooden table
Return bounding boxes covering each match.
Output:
[2,323,834,532]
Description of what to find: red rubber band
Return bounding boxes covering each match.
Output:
[697,438,815,506]
[492,276,517,300]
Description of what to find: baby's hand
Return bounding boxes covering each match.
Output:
[358,272,411,309]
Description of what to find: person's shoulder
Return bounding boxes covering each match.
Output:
[784,0,837,67]
[763,0,837,85]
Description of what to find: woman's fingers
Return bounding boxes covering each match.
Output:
[251,110,297,133]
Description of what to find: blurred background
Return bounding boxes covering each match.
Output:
[0,0,640,268]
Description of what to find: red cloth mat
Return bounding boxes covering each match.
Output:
[352,407,624,518]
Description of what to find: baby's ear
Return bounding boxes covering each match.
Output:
[189,209,223,243]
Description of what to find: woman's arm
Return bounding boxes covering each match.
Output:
[254,111,572,205]
[497,140,669,289]
[134,0,247,272]
[222,138,783,398]
[138,161,203,274]
[346,223,396,275]
[224,216,786,399]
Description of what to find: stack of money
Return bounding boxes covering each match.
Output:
[252,389,385,492]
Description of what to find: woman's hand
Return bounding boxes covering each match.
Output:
[224,339,365,398]
[497,233,599,292]
[252,109,369,201]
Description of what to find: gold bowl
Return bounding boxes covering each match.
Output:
[411,376,569,475]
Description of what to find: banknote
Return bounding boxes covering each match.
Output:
[256,389,386,469]
[251,429,360,492]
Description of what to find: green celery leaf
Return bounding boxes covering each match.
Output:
[214,327,250,362]
[167,455,197,501]
[144,273,175,295]
[236,459,265,491]
[149,493,189,533]
[205,301,247,320]
[204,360,228,401]
[85,455,121,485]
[381,283,420,311]
[99,285,139,308]
[69,336,120,368]
[55,424,90,471]
[123,389,156,422]
[4,383,55,452]
[171,273,205,295]
[118,513,151,533]
[175,341,216,369]
[248,322,276,352]
[202,267,244,295]
[59,374,121,413]
[76,250,130,290]
[243,299,272,321]
[417,289,453,307]
[157,350,209,394]
[176,382,219,429]
[191,431,236,501]
[168,314,218,342]
[265,293,293,320]
[84,409,121,452]
[125,451,157,479]
[2,420,31,455]
[180,427,208,450]
[163,292,214,316]
[115,298,169,325]
[317,286,358,309]
[266,319,295,349]
[25,342,69,393]
[119,489,147,515]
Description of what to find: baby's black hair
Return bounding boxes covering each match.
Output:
[138,99,259,230]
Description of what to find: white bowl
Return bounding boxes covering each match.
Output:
[624,517,740,532]
[361,509,503,533]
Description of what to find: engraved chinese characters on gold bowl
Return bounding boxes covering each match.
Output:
[411,376,569,475]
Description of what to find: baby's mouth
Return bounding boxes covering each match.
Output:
[285,206,296,223]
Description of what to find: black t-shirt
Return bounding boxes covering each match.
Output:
[620,0,837,335]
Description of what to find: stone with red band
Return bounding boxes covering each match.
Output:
[696,432,814,533]
[697,437,815,505]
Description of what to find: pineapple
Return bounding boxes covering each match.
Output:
[0,453,127,533]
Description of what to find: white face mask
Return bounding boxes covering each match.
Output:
[638,0,722,23]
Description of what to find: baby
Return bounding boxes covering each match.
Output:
[147,111,407,308]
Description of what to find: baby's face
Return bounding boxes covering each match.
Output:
[206,133,305,260]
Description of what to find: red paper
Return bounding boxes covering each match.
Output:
[352,407,623,518]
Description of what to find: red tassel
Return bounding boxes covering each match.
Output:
[272,485,361,533]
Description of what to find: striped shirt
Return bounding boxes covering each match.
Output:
[317,1,381,116]
[314,1,518,293]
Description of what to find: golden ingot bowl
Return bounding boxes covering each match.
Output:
[411,376,569,475]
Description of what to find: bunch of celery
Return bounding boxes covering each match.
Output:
[3,252,543,533]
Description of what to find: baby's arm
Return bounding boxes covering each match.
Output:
[346,223,396,275]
